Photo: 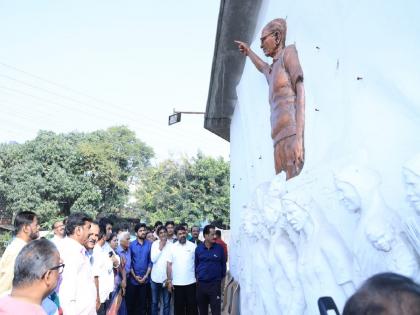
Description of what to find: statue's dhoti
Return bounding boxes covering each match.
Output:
[273,134,304,179]
[270,96,304,179]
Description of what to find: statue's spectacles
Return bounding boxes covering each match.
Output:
[260,32,275,44]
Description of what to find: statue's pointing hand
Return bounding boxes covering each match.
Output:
[235,40,250,56]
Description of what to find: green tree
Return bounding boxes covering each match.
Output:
[0,126,153,226]
[135,153,230,226]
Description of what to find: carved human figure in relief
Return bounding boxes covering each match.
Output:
[404,153,420,215]
[365,220,419,280]
[334,165,406,283]
[281,191,355,314]
[235,18,305,180]
[263,176,306,315]
[402,154,420,258]
[240,192,278,315]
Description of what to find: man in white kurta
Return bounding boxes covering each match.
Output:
[58,213,97,315]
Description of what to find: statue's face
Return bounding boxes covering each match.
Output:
[260,28,278,58]
[283,200,308,232]
[403,169,420,214]
[367,228,393,252]
[335,180,361,213]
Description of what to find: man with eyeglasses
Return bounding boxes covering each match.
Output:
[58,212,96,315]
[0,238,63,315]
[0,211,40,295]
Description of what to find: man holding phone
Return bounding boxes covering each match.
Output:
[92,220,120,314]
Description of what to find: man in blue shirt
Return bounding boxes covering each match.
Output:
[127,223,152,315]
[194,225,226,315]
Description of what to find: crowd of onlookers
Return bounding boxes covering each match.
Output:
[1,211,420,315]
[0,211,228,315]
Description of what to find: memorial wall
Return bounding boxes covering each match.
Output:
[227,0,420,314]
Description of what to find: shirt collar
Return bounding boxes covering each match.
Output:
[66,236,85,252]
[135,238,148,246]
[117,245,128,253]
[203,242,215,249]
[13,237,28,245]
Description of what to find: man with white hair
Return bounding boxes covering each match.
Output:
[116,231,131,297]
[50,219,66,251]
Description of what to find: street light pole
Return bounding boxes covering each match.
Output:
[168,108,205,126]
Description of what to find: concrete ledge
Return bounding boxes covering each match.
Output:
[204,0,262,141]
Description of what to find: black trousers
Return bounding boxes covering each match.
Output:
[97,303,106,315]
[196,281,221,315]
[126,281,148,315]
[145,282,151,315]
[97,293,112,315]
[173,283,198,315]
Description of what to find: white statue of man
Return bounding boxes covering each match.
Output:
[365,219,419,279]
[334,165,402,283]
[281,190,355,314]
[262,175,306,314]
[403,154,420,258]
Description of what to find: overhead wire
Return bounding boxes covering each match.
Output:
[0,99,65,130]
[0,90,219,157]
[0,62,218,145]
[0,85,220,157]
[0,85,215,153]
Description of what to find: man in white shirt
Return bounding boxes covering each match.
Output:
[0,211,40,296]
[98,217,114,253]
[58,212,97,315]
[93,221,120,315]
[151,226,172,315]
[167,225,197,315]
[165,221,177,243]
[50,220,66,251]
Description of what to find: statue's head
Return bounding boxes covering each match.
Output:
[260,18,287,58]
[281,190,311,233]
[334,165,381,214]
[366,221,394,252]
[403,154,420,214]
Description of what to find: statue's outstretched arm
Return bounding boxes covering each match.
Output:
[235,40,269,74]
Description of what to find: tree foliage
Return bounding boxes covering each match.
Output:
[0,126,154,227]
[135,153,230,226]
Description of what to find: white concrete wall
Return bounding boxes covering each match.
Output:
[229,0,420,313]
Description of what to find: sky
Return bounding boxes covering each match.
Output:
[0,0,229,162]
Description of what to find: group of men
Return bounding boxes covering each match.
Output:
[0,211,228,315]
